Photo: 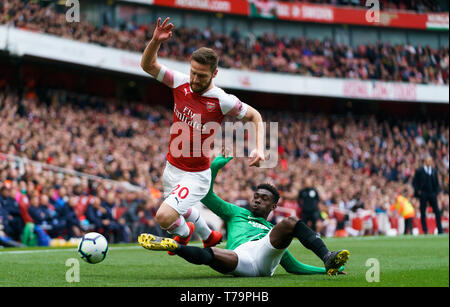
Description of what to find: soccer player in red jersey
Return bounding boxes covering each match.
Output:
[140,17,266,251]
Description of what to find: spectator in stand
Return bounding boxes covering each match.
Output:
[28,196,50,228]
[101,191,117,216]
[65,196,83,238]
[120,191,157,241]
[0,186,24,241]
[85,197,112,239]
[1,187,24,247]
[121,194,141,241]
[28,195,64,238]
[136,198,166,238]
[0,216,24,247]
[101,191,130,243]
[51,187,69,220]
[85,196,129,243]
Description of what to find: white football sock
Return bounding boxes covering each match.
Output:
[166,216,190,238]
[183,206,212,241]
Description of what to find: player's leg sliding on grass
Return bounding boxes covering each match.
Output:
[139,155,349,277]
[139,217,349,276]
[155,207,222,255]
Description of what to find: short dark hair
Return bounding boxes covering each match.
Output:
[190,47,219,73]
[256,183,280,205]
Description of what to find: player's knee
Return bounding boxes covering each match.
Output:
[280,216,299,232]
[155,209,176,229]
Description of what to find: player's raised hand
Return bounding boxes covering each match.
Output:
[152,17,174,43]
[221,145,233,158]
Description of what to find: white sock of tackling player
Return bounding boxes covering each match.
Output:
[183,206,212,241]
[166,216,190,238]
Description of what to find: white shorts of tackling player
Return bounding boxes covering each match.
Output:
[231,230,286,277]
[162,161,211,216]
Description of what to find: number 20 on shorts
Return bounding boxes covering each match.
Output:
[171,184,190,199]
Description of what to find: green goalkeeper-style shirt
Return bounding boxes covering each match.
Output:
[201,156,327,275]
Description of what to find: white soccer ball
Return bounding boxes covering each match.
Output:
[77,232,109,264]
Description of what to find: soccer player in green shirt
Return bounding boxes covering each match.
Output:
[139,156,349,276]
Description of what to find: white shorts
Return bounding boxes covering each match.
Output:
[231,230,287,277]
[162,161,211,216]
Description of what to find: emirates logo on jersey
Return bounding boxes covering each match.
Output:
[206,101,216,112]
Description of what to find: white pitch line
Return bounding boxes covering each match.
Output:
[0,242,207,255]
[0,246,141,255]
[1,235,446,255]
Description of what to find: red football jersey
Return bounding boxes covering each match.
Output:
[157,65,248,172]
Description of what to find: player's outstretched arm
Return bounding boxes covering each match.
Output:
[210,155,234,182]
[241,105,266,167]
[201,156,236,221]
[141,17,174,78]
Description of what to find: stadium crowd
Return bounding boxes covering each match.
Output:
[1,0,448,85]
[0,84,448,246]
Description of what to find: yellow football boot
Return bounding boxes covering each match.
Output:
[138,233,179,252]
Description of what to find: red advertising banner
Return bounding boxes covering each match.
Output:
[141,0,448,30]
[426,13,450,30]
[276,3,334,23]
[342,80,418,101]
[335,7,429,29]
[153,0,249,15]
[276,2,448,30]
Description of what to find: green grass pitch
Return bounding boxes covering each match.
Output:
[0,235,448,287]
